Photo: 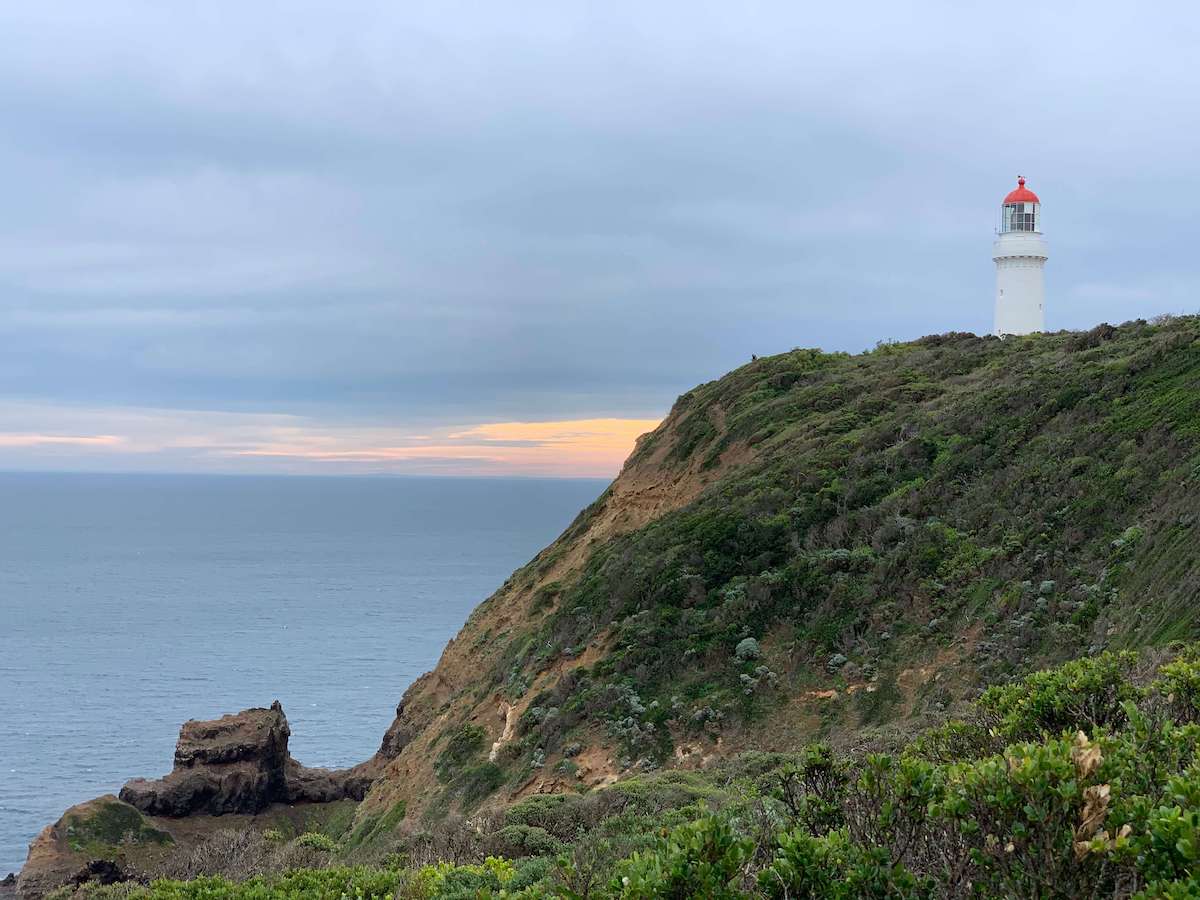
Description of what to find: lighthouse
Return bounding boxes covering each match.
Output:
[993,176,1048,336]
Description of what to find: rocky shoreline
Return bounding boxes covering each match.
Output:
[15,702,378,899]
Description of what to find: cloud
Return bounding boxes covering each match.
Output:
[1,2,1198,473]
[0,433,123,448]
[0,402,658,477]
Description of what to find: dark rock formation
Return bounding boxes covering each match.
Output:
[377,698,417,760]
[119,701,368,817]
[69,859,127,888]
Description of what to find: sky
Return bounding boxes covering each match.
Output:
[2,2,1198,477]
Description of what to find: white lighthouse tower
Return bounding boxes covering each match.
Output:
[993,176,1048,336]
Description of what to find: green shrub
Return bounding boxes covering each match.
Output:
[413,856,515,898]
[487,824,565,858]
[610,814,752,899]
[933,734,1115,898]
[454,762,505,807]
[59,868,407,899]
[1156,654,1200,722]
[735,638,762,662]
[979,651,1141,739]
[759,829,931,899]
[344,800,407,849]
[292,832,338,853]
[504,794,586,841]
[1136,877,1200,899]
[902,718,1001,764]
[768,743,846,835]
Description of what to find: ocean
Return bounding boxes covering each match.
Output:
[0,472,606,877]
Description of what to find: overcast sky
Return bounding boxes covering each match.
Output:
[2,2,1198,476]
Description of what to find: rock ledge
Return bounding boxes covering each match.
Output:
[119,701,368,817]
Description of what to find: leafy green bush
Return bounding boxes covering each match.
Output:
[611,815,752,899]
[487,824,565,859]
[759,829,932,899]
[504,793,586,841]
[413,856,516,898]
[292,832,338,853]
[934,734,1116,898]
[54,644,1200,899]
[50,867,407,899]
[902,718,1001,764]
[1156,653,1200,723]
[344,800,407,850]
[979,651,1141,739]
[453,762,505,808]
[767,743,846,835]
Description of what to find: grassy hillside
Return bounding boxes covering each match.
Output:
[356,316,1200,832]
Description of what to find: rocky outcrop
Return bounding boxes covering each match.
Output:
[118,701,369,817]
[17,703,376,898]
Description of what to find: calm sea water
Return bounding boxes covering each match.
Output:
[0,472,606,876]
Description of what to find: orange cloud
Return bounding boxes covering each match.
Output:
[234,418,662,476]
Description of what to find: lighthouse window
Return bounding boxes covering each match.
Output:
[1006,204,1036,232]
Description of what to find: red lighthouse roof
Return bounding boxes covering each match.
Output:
[1003,176,1040,204]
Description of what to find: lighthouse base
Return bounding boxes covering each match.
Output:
[993,232,1048,336]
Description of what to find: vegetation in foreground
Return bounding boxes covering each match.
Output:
[50,643,1200,898]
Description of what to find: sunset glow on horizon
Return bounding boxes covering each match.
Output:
[234,418,661,476]
[0,404,661,478]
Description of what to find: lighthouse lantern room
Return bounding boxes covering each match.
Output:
[993,176,1048,336]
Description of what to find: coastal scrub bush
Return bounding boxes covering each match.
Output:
[1155,652,1200,723]
[768,743,846,835]
[504,794,586,841]
[293,832,338,853]
[150,828,274,881]
[979,650,1141,739]
[412,856,516,897]
[610,814,752,899]
[734,637,761,662]
[902,718,1001,764]
[932,734,1117,898]
[758,829,932,899]
[486,824,565,859]
[50,867,408,899]
[344,800,407,850]
[453,762,505,808]
[49,641,1200,898]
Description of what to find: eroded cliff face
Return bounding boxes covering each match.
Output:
[355,393,754,824]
